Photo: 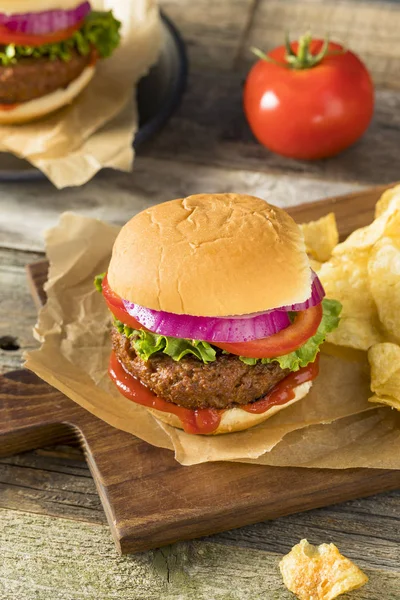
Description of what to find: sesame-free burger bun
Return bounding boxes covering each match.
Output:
[108,193,312,317]
[147,381,312,435]
[0,1,82,13]
[0,65,95,125]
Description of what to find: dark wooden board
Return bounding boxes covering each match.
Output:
[1,184,398,555]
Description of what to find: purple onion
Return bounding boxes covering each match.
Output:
[122,271,325,343]
[123,301,292,343]
[275,271,325,311]
[0,2,91,35]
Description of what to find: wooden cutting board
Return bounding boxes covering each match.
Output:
[1,184,400,555]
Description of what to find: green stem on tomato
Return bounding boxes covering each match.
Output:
[252,32,345,70]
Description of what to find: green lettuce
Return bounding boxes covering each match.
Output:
[114,320,217,364]
[0,11,121,67]
[94,272,106,292]
[239,298,342,371]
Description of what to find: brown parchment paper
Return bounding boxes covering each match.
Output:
[0,0,161,188]
[24,213,400,467]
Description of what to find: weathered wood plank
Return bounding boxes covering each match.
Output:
[0,447,106,524]
[1,508,399,600]
[161,0,255,71]
[0,249,41,374]
[161,0,400,85]
[213,490,400,572]
[241,0,400,88]
[142,77,400,184]
[0,156,363,253]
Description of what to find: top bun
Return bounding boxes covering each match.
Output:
[0,0,82,12]
[108,193,312,317]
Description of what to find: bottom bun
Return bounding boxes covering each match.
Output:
[147,380,313,435]
[0,65,95,124]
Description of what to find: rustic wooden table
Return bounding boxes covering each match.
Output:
[1,1,400,598]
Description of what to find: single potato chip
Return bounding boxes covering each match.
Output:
[368,343,400,411]
[375,184,400,218]
[334,188,400,256]
[279,539,368,600]
[369,394,400,411]
[319,251,383,350]
[368,230,400,344]
[301,213,339,262]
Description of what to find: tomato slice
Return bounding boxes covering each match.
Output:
[214,303,323,358]
[102,274,144,330]
[0,21,84,47]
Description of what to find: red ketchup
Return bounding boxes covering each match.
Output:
[109,352,221,434]
[109,352,319,435]
[243,355,319,413]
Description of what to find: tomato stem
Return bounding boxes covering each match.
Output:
[252,32,345,70]
[250,46,286,67]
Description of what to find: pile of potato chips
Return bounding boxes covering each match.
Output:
[301,184,400,414]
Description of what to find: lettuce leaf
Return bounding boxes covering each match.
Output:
[94,272,106,292]
[114,319,217,364]
[239,298,342,371]
[0,11,121,67]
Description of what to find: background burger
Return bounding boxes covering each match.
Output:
[95,193,341,435]
[0,0,120,124]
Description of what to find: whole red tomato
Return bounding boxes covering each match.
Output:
[243,36,374,160]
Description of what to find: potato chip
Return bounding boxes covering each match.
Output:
[319,251,383,350]
[279,539,368,600]
[369,394,400,411]
[368,343,400,411]
[333,187,400,256]
[368,224,400,343]
[300,213,339,262]
[375,184,400,218]
[333,214,393,255]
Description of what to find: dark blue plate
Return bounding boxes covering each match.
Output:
[0,12,187,182]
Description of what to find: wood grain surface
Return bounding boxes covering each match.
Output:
[1,0,400,596]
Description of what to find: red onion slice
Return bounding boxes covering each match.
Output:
[0,2,91,35]
[123,271,325,343]
[276,271,325,311]
[123,302,292,343]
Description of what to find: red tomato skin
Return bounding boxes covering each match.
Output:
[214,303,323,359]
[243,40,374,160]
[102,274,144,330]
[0,20,84,47]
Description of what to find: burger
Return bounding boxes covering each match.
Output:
[95,193,341,435]
[0,0,121,124]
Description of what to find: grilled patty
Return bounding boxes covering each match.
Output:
[0,51,91,104]
[112,328,289,410]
